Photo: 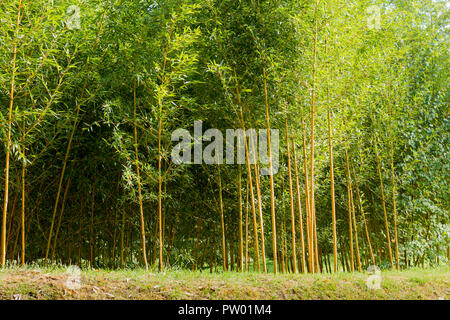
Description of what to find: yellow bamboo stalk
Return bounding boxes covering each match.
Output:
[292,140,306,273]
[285,116,298,273]
[2,0,22,268]
[345,149,355,272]
[133,79,149,271]
[262,66,277,274]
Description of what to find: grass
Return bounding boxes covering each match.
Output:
[0,264,448,300]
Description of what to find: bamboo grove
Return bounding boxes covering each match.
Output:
[0,0,448,273]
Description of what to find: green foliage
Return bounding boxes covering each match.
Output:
[0,0,447,270]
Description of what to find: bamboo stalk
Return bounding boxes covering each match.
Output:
[51,178,71,263]
[233,68,261,272]
[238,165,244,272]
[308,0,320,274]
[300,112,313,272]
[374,137,394,269]
[21,122,26,267]
[345,149,355,272]
[251,138,267,272]
[285,115,298,273]
[328,109,338,272]
[262,66,277,274]
[245,178,249,272]
[350,186,361,271]
[217,165,227,271]
[292,140,307,273]
[133,79,149,271]
[2,0,22,267]
[354,170,376,266]
[390,141,400,270]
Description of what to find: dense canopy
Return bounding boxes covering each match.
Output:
[0,0,448,273]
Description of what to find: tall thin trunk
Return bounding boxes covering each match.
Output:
[387,91,400,270]
[120,209,125,269]
[313,206,319,272]
[133,79,149,271]
[280,220,286,273]
[233,69,260,271]
[262,66,277,273]
[155,19,177,272]
[7,193,17,256]
[157,108,164,271]
[248,167,260,272]
[238,165,244,272]
[111,177,121,268]
[245,178,249,271]
[125,219,131,266]
[89,181,96,268]
[77,194,85,267]
[51,178,71,263]
[390,141,400,270]
[308,0,320,274]
[217,165,227,271]
[345,149,355,272]
[153,205,158,266]
[350,186,361,271]
[2,0,22,267]
[328,109,338,272]
[20,124,26,267]
[300,113,313,272]
[285,116,298,273]
[354,170,375,265]
[292,141,306,273]
[251,137,267,272]
[157,129,164,271]
[193,220,202,271]
[111,206,119,268]
[374,137,394,269]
